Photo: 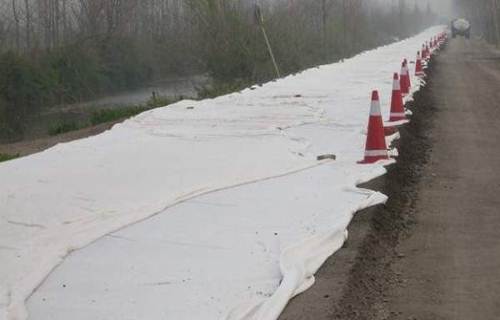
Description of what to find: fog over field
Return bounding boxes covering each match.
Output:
[3,0,486,144]
[373,0,455,16]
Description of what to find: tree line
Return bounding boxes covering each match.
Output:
[0,0,436,141]
[454,0,500,44]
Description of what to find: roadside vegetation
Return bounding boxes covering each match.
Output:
[89,94,176,126]
[0,0,437,142]
[0,153,19,163]
[48,121,80,136]
[46,95,178,136]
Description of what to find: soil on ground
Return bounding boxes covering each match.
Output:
[0,121,120,157]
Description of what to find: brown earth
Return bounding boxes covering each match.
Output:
[280,38,500,320]
[0,121,120,157]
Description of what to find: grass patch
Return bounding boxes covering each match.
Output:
[196,79,250,99]
[48,121,81,136]
[90,106,149,126]
[45,95,180,135]
[146,95,178,108]
[0,153,20,163]
[91,95,179,126]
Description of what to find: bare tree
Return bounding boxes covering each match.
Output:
[11,0,20,50]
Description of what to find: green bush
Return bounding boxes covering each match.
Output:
[90,106,149,126]
[91,94,177,126]
[48,121,81,136]
[146,95,178,108]
[0,52,46,139]
[45,44,106,103]
[0,153,20,163]
[98,37,153,91]
[197,80,250,99]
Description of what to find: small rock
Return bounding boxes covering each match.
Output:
[317,154,337,161]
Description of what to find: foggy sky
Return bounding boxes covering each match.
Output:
[377,0,456,17]
[428,0,455,16]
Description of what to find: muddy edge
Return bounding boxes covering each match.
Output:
[332,54,442,319]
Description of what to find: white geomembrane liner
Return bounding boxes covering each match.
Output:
[0,26,445,320]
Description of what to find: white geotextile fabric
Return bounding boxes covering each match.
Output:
[0,26,445,320]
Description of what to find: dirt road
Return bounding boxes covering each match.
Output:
[281,38,500,319]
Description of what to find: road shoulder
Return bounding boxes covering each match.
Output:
[280,54,438,320]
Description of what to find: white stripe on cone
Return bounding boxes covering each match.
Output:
[390,112,406,117]
[393,75,401,91]
[370,98,382,116]
[364,150,389,157]
[404,63,410,77]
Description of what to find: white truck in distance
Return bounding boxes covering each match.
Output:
[452,18,471,39]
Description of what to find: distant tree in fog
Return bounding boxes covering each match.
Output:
[455,0,500,44]
[0,0,438,140]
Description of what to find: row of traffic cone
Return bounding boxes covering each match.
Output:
[359,31,448,164]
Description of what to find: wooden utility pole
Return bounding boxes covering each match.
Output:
[255,4,281,78]
[342,0,347,59]
[321,0,328,60]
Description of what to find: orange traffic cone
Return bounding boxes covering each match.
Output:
[422,44,428,60]
[400,61,410,96]
[439,33,447,46]
[404,59,412,89]
[415,51,425,77]
[359,91,389,164]
[389,73,406,122]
